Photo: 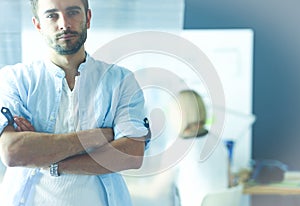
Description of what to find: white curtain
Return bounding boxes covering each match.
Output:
[0,0,21,69]
[0,33,21,68]
[89,0,184,30]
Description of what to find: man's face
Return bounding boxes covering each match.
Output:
[33,0,91,55]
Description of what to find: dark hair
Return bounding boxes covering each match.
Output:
[30,0,89,19]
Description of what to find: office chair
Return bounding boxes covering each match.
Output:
[201,184,243,206]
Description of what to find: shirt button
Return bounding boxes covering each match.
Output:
[31,170,36,176]
[20,197,25,204]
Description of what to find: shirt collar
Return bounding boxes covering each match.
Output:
[44,52,91,78]
[78,52,91,73]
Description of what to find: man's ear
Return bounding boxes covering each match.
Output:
[32,17,41,31]
[86,9,92,29]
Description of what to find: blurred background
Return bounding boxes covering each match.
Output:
[1,0,300,205]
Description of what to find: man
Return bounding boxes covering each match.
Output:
[0,0,150,205]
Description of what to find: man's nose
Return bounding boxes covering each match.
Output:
[58,15,71,30]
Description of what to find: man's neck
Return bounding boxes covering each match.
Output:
[49,48,86,73]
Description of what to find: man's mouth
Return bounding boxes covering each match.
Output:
[57,31,78,40]
[58,34,76,40]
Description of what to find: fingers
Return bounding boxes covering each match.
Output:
[13,116,35,132]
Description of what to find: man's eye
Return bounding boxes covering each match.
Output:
[46,13,58,19]
[67,10,79,16]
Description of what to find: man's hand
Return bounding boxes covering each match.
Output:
[14,116,35,132]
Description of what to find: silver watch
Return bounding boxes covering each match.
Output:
[50,163,60,177]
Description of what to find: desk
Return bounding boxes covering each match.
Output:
[243,172,300,195]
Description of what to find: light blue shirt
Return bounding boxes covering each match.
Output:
[0,54,148,206]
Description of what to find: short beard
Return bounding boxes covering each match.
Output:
[54,29,87,55]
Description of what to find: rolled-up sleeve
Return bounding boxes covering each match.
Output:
[0,66,31,135]
[0,67,15,135]
[112,70,149,146]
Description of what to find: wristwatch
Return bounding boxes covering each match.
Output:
[50,163,60,177]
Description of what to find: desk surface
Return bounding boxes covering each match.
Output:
[243,171,300,195]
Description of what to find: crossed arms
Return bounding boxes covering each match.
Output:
[0,117,148,175]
